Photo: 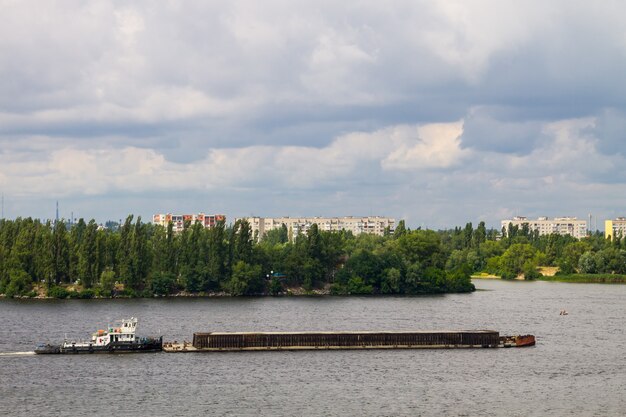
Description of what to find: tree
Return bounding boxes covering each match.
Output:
[474,221,487,247]
[116,215,149,291]
[205,220,227,290]
[557,241,591,275]
[99,269,116,296]
[150,271,177,296]
[393,220,407,238]
[381,267,401,294]
[402,262,425,293]
[131,216,151,290]
[397,230,443,267]
[4,268,32,297]
[463,222,473,249]
[117,215,134,286]
[77,220,98,288]
[498,243,541,279]
[68,218,86,281]
[232,219,253,264]
[35,221,54,288]
[178,222,205,292]
[578,251,597,274]
[446,264,475,292]
[262,224,289,246]
[224,261,263,295]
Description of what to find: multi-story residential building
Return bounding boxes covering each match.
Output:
[604,217,626,240]
[153,213,225,233]
[238,216,396,240]
[500,216,587,239]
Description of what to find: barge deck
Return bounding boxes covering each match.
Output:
[163,330,535,352]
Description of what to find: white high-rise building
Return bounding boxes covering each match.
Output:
[238,216,395,240]
[500,216,587,239]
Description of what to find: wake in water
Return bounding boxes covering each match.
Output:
[0,351,36,356]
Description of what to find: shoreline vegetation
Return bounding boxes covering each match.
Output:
[472,272,626,283]
[537,274,626,283]
[2,216,626,300]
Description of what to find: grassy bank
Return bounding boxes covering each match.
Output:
[538,274,626,284]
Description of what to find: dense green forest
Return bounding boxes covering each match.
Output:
[0,216,475,298]
[1,217,624,299]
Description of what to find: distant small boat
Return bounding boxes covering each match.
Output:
[560,310,568,316]
[35,317,162,354]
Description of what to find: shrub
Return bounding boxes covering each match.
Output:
[347,276,374,295]
[47,286,70,299]
[150,271,177,296]
[268,277,283,295]
[78,289,95,299]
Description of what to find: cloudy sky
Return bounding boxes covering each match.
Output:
[1,1,626,229]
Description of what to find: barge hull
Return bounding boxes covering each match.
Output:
[164,344,498,352]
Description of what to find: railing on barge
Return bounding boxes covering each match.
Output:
[189,330,502,351]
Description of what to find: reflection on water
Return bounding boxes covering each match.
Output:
[0,351,35,356]
[1,280,625,416]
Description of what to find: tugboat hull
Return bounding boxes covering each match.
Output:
[60,337,163,354]
[34,344,61,354]
[36,338,162,354]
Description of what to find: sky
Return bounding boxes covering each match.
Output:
[1,1,626,229]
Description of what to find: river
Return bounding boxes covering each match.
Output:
[1,279,624,416]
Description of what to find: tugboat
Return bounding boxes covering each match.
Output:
[35,317,162,354]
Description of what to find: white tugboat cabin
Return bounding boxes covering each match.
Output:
[84,317,139,347]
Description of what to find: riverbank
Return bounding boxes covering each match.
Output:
[538,274,626,283]
[0,286,334,300]
[471,273,525,281]
[1,284,477,300]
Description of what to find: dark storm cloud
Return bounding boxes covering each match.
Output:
[590,108,626,156]
[459,107,545,154]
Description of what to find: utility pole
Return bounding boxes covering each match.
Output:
[56,201,59,223]
[1,193,3,219]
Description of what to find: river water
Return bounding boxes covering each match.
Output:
[1,280,624,416]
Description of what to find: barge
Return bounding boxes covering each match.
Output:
[163,330,535,352]
[35,317,162,354]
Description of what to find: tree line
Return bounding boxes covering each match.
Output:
[4,216,620,298]
[0,216,475,298]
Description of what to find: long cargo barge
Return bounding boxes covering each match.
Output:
[163,330,535,352]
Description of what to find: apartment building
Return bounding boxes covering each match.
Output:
[500,216,587,239]
[604,217,626,240]
[152,213,225,233]
[238,216,396,240]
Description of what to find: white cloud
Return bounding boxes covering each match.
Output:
[0,121,466,197]
[2,1,626,227]
[382,122,467,170]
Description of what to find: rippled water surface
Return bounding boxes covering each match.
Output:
[1,280,625,416]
